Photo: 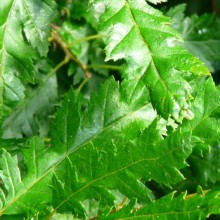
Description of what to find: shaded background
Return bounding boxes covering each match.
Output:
[160,0,220,15]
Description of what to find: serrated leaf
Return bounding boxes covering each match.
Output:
[2,73,58,138]
[49,79,191,217]
[0,137,52,217]
[102,189,220,219]
[0,78,155,217]
[180,78,220,152]
[90,0,209,122]
[167,6,220,72]
[189,146,220,186]
[0,0,57,125]
[0,78,193,218]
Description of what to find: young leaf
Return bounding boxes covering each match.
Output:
[90,0,209,122]
[0,0,57,125]
[102,189,220,219]
[58,22,91,64]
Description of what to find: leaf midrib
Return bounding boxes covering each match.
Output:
[49,132,186,218]
[124,1,182,113]
[0,102,153,216]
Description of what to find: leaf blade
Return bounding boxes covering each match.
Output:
[91,0,210,122]
[102,189,220,219]
[0,0,57,125]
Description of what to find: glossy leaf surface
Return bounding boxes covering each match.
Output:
[102,189,220,219]
[0,0,57,125]
[91,0,209,122]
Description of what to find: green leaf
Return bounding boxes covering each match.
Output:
[189,146,220,186]
[0,0,57,125]
[90,0,209,122]
[58,22,91,64]
[180,78,220,152]
[50,119,192,217]
[0,137,52,217]
[102,189,220,219]
[51,213,76,220]
[2,72,58,138]
[1,1,220,219]
[167,6,220,72]
[0,138,27,153]
[0,78,155,217]
[0,78,193,218]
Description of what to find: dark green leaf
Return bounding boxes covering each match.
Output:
[181,78,220,152]
[167,6,220,72]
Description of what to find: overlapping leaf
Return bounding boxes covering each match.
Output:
[0,78,194,218]
[188,146,220,186]
[90,0,209,122]
[1,1,220,219]
[2,73,58,138]
[0,137,52,217]
[180,78,220,152]
[102,189,220,219]
[167,4,220,73]
[171,78,220,191]
[0,0,57,125]
[0,78,153,217]
[50,120,192,218]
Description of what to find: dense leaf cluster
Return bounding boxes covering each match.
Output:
[0,0,220,219]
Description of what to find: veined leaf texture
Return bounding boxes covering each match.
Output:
[0,0,57,125]
[91,0,210,122]
[0,0,220,219]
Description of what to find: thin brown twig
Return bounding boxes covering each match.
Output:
[51,24,92,79]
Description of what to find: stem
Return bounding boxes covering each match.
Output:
[68,34,102,47]
[116,197,128,210]
[87,64,122,70]
[62,7,71,19]
[51,24,91,77]
[45,56,69,83]
[53,56,69,73]
[51,24,93,91]
[77,77,90,93]
[185,189,210,200]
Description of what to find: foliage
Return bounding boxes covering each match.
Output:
[0,0,220,219]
